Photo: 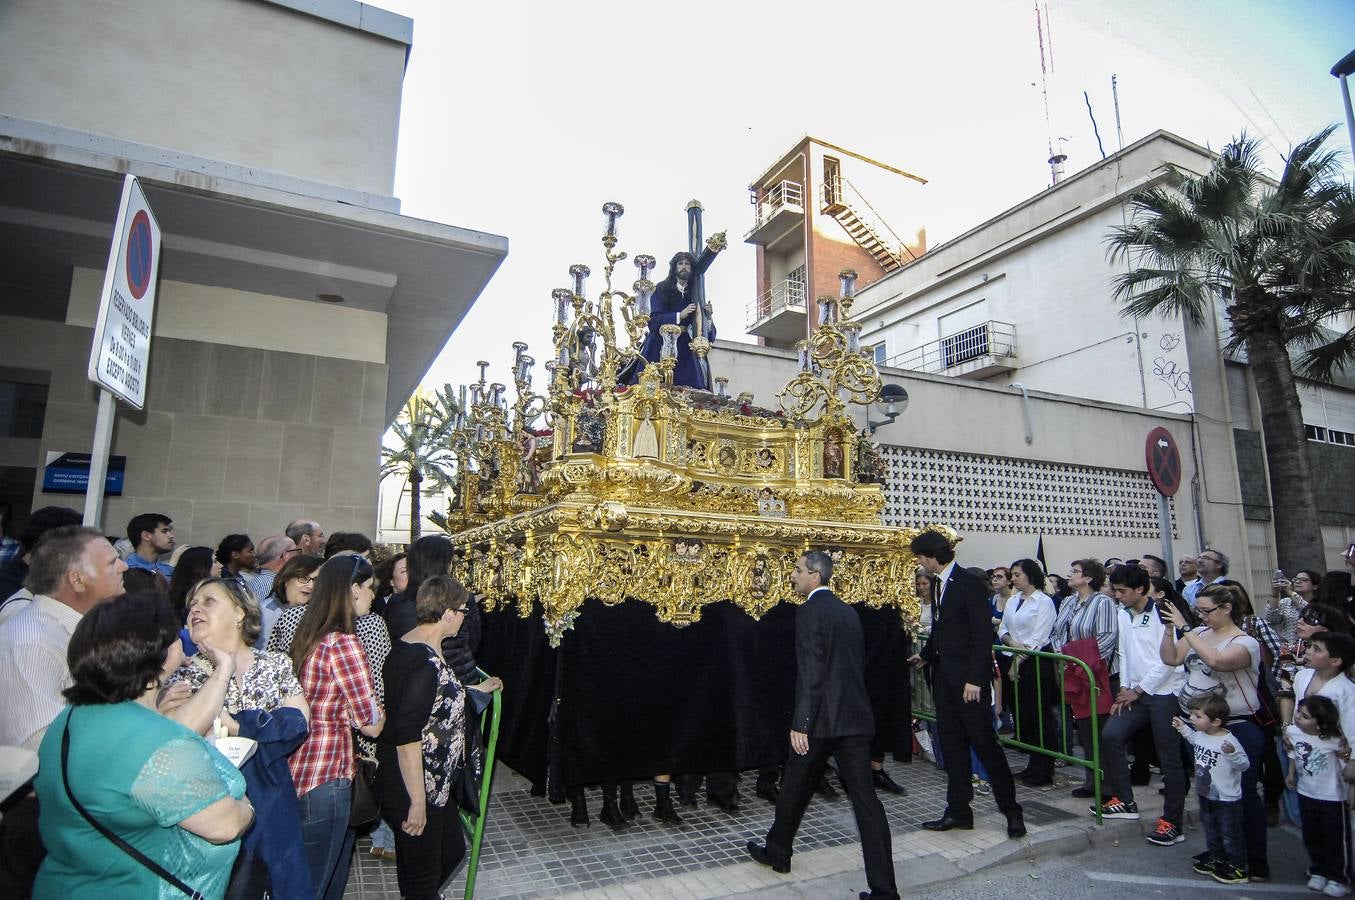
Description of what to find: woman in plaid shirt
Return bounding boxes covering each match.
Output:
[288,555,386,900]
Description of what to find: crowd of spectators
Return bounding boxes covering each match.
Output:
[0,510,499,900]
[910,545,1355,893]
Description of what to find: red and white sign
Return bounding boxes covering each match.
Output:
[87,175,161,409]
[1145,426,1182,497]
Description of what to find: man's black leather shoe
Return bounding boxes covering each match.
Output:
[707,793,740,813]
[1006,811,1027,839]
[872,769,907,795]
[746,841,790,874]
[756,784,780,804]
[815,775,839,799]
[920,813,973,831]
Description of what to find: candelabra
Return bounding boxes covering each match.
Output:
[776,269,882,422]
[551,202,656,393]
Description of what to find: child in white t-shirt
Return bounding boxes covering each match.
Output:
[1172,694,1251,885]
[1286,696,1352,896]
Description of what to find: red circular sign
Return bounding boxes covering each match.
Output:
[125,210,153,300]
[1145,426,1181,497]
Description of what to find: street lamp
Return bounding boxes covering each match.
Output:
[1332,49,1355,186]
[867,383,908,433]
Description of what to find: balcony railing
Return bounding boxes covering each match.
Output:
[747,275,807,328]
[751,179,804,229]
[886,321,1017,375]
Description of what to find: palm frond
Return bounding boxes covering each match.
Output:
[1296,325,1355,381]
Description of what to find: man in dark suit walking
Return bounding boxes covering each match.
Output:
[747,551,899,900]
[908,530,1026,838]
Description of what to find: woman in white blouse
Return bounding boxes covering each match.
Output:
[998,558,1059,787]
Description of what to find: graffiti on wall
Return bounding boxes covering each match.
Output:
[1152,333,1192,399]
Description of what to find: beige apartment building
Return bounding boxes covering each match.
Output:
[0,0,507,544]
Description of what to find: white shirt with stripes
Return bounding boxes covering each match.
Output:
[0,594,82,750]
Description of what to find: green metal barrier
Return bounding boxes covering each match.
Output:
[458,671,503,899]
[910,636,1104,825]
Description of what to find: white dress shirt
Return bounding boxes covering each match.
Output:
[0,594,83,749]
[998,589,1056,653]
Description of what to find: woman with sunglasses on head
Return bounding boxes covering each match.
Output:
[378,575,473,899]
[1161,583,1269,881]
[286,554,386,900]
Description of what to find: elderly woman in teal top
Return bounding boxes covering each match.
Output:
[33,592,255,900]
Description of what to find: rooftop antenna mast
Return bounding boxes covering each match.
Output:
[1112,74,1124,150]
[1036,3,1066,184]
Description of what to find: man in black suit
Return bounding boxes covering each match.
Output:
[747,551,899,900]
[908,531,1026,838]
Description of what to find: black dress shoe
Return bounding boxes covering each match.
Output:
[815,775,839,799]
[746,841,790,873]
[872,769,907,795]
[920,813,973,831]
[756,784,780,804]
[707,793,741,813]
[1006,811,1027,839]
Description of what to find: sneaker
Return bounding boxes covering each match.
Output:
[1145,818,1184,846]
[1191,852,1216,876]
[974,779,992,796]
[1091,796,1140,820]
[1324,883,1352,898]
[1211,862,1247,885]
[1310,874,1331,892]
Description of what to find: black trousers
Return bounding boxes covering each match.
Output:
[1299,795,1352,885]
[1011,655,1058,779]
[764,733,898,899]
[0,793,42,898]
[383,800,466,900]
[934,678,1019,818]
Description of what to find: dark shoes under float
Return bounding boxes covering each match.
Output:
[921,809,1026,839]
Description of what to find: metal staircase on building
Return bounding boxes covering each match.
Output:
[823,178,912,273]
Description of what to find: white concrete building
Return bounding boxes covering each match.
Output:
[0,0,507,545]
[725,130,1355,594]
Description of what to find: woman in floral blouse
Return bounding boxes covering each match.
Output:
[377,574,470,900]
[287,555,385,900]
[169,577,313,900]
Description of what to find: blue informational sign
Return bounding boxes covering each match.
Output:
[42,452,125,496]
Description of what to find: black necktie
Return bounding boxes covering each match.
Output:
[931,575,942,623]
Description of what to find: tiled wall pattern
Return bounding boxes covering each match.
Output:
[878,444,1179,539]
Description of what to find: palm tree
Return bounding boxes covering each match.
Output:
[1106,126,1355,572]
[381,385,461,543]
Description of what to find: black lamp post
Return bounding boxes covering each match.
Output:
[867,383,909,433]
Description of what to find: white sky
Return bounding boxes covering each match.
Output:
[375,0,1355,403]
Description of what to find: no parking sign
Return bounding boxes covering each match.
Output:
[87,175,160,410]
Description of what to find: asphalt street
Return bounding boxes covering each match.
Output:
[915,822,1314,899]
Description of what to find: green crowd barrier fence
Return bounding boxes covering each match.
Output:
[457,671,503,899]
[910,635,1105,826]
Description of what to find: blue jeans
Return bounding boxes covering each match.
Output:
[371,818,396,852]
[1198,796,1245,868]
[299,777,355,900]
[1229,719,1268,873]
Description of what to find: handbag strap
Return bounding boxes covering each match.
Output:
[61,713,204,900]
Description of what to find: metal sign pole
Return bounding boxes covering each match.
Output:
[83,390,116,527]
[1157,492,1174,575]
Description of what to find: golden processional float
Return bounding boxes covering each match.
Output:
[441,202,945,792]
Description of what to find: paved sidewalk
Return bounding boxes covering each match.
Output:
[346,753,1149,899]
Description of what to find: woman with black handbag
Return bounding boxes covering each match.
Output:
[33,592,255,899]
[287,555,385,900]
[378,574,472,900]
